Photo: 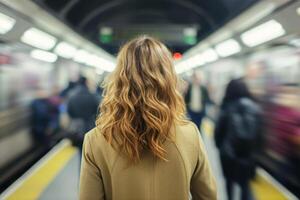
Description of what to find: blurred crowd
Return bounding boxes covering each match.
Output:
[181,66,300,199]
[28,64,300,199]
[30,75,103,151]
[181,71,262,200]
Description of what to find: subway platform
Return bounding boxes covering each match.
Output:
[0,119,297,200]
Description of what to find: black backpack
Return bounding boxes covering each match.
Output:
[223,98,261,157]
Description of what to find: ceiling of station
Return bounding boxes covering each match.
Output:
[31,0,258,55]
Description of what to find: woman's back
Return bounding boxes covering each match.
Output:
[79,36,216,200]
[80,121,216,200]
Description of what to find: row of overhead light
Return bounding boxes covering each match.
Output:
[0,12,115,72]
[176,19,286,74]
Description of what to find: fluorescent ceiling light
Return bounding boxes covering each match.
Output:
[200,48,218,63]
[175,62,190,74]
[240,20,285,47]
[0,12,16,34]
[100,60,115,72]
[73,49,90,63]
[21,28,57,50]
[30,49,58,63]
[175,48,218,74]
[187,55,205,68]
[297,7,300,16]
[85,54,115,72]
[54,42,77,58]
[215,39,241,57]
[175,54,205,74]
[85,54,100,66]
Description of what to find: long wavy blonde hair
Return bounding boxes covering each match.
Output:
[96,36,187,162]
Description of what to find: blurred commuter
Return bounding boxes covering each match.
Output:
[80,36,216,200]
[60,81,76,98]
[48,86,62,135]
[67,76,98,149]
[30,89,51,147]
[214,78,262,200]
[58,81,77,131]
[184,71,212,130]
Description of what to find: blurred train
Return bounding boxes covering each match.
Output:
[0,0,115,190]
[0,43,107,190]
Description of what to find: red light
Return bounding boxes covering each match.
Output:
[173,52,182,60]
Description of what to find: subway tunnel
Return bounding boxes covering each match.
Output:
[0,0,300,199]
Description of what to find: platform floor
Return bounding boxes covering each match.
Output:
[38,154,80,200]
[0,119,297,200]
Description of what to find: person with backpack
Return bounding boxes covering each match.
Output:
[214,78,262,200]
[67,76,99,151]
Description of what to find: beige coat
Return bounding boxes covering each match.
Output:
[80,121,217,200]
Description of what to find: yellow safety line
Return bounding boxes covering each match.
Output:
[4,141,77,200]
[201,118,214,137]
[251,174,288,200]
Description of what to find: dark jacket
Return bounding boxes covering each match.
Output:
[67,86,99,133]
[214,97,262,182]
[184,84,211,113]
[30,98,51,142]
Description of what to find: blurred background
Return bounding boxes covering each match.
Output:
[0,0,300,199]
